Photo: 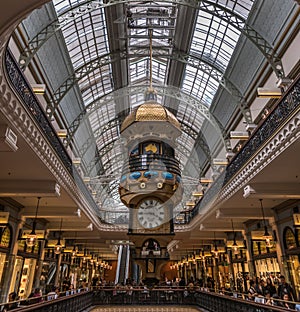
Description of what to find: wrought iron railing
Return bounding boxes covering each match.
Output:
[2,288,296,312]
[190,74,300,219]
[5,46,300,226]
[5,48,100,216]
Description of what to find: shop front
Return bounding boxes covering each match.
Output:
[282,226,300,299]
[0,225,12,289]
[251,239,280,288]
[231,249,249,293]
[9,239,40,299]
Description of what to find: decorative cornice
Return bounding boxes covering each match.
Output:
[0,45,126,231]
[219,111,300,202]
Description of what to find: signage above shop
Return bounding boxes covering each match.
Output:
[0,212,9,225]
[293,213,300,227]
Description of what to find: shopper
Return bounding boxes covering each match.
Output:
[277,275,295,302]
[3,292,18,311]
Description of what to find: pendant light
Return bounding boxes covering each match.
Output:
[231,219,239,255]
[259,199,272,247]
[71,231,78,258]
[54,218,63,254]
[26,197,41,247]
[212,232,219,258]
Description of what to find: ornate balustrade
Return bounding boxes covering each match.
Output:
[5,45,300,226]
[5,49,101,216]
[1,288,295,312]
[190,74,300,219]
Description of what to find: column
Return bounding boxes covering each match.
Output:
[243,231,255,279]
[213,257,219,290]
[33,240,46,291]
[54,253,62,286]
[227,250,235,290]
[270,217,285,276]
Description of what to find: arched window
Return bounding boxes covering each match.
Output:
[0,226,12,248]
[283,227,296,250]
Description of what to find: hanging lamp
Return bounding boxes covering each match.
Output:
[26,197,41,247]
[259,199,272,247]
[54,218,63,254]
[231,219,239,255]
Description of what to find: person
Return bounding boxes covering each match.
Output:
[179,277,185,287]
[66,284,76,295]
[47,286,58,300]
[264,290,273,305]
[55,287,60,298]
[3,292,18,311]
[92,275,99,289]
[29,288,43,304]
[280,293,294,310]
[219,286,226,295]
[255,277,264,297]
[247,280,257,301]
[265,277,276,297]
[277,275,296,302]
[254,278,265,303]
[62,277,71,292]
[80,278,88,291]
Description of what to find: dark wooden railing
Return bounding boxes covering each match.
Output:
[1,287,297,312]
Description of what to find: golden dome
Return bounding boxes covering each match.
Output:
[121,101,181,133]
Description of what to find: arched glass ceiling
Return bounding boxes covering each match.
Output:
[46,0,255,222]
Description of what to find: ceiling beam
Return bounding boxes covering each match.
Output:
[22,208,82,219]
[199,222,244,232]
[0,180,60,197]
[216,207,273,219]
[243,183,300,199]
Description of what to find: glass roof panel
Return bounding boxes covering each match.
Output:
[50,0,254,223]
[216,0,255,19]
[182,1,252,107]
[53,0,87,15]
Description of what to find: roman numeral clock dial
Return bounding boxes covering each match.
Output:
[137,199,165,229]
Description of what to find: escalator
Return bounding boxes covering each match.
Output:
[115,245,130,285]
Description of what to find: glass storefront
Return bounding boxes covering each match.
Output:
[17,258,37,299]
[283,227,300,298]
[286,254,300,299]
[254,257,280,278]
[9,257,24,295]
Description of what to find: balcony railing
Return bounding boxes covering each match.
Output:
[2,287,296,312]
[5,49,100,216]
[5,45,300,226]
[189,73,300,220]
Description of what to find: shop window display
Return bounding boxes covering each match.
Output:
[0,226,11,248]
[284,227,297,250]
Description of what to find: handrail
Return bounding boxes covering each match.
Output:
[0,290,93,312]
[190,74,300,219]
[4,48,101,217]
[2,287,298,312]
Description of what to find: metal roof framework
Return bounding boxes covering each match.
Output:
[15,0,286,222]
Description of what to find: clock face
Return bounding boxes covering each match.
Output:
[137,199,165,229]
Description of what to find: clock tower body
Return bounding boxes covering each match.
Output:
[118,94,183,283]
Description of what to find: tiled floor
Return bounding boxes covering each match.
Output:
[90,306,201,312]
